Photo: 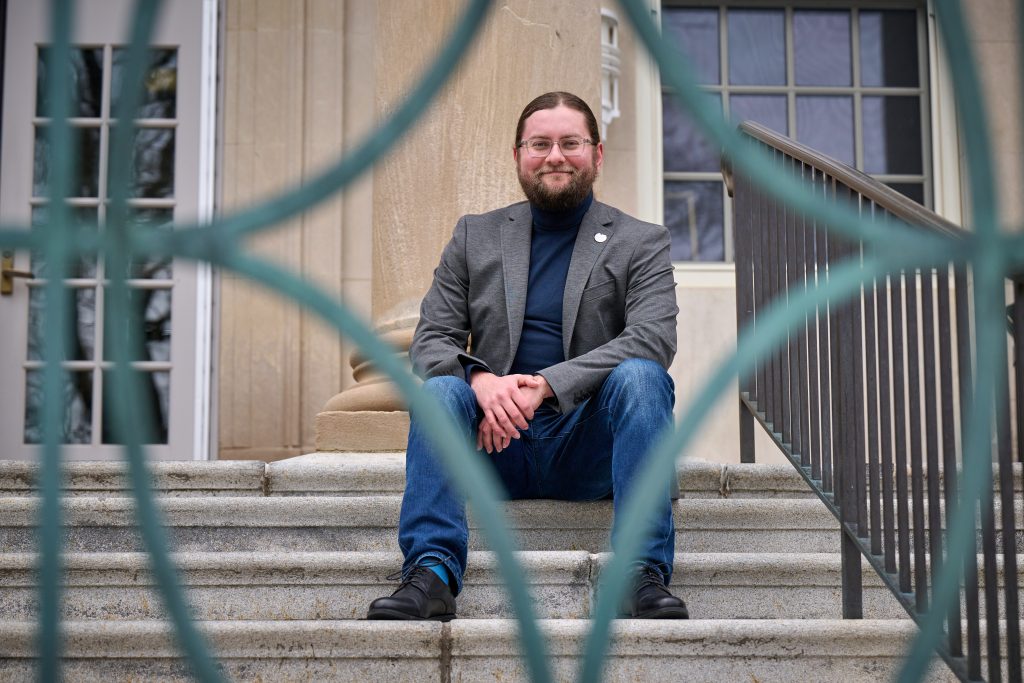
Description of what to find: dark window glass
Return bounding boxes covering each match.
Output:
[728,9,785,85]
[796,96,854,165]
[36,47,104,118]
[24,369,93,444]
[101,370,170,444]
[111,48,178,119]
[663,92,721,173]
[730,95,788,135]
[663,8,720,85]
[794,10,851,86]
[889,182,924,204]
[664,181,724,261]
[860,10,919,87]
[863,96,923,174]
[33,125,102,198]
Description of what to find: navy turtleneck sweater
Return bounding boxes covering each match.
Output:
[509,192,593,377]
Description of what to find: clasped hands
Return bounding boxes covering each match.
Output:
[469,370,553,454]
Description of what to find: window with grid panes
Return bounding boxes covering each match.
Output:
[661,3,930,262]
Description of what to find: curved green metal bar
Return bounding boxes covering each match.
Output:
[0,229,38,250]
[37,1,76,681]
[3,0,1014,680]
[612,0,947,255]
[96,0,223,680]
[894,0,1004,678]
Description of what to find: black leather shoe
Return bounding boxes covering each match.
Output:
[367,566,457,621]
[620,565,689,619]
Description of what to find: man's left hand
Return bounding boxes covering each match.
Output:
[518,374,553,413]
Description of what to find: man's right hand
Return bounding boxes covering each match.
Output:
[469,371,540,454]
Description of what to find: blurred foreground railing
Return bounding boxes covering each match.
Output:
[1,0,1019,681]
[729,121,1022,682]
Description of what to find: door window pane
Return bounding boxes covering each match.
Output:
[131,128,175,198]
[860,10,919,87]
[103,288,172,362]
[664,181,724,261]
[128,208,174,279]
[27,286,96,361]
[33,125,102,198]
[663,93,721,173]
[36,47,104,118]
[24,369,94,444]
[663,8,720,85]
[794,10,851,86]
[796,96,854,166]
[730,95,788,135]
[728,9,785,85]
[111,48,178,119]
[30,205,99,278]
[101,370,169,444]
[863,96,923,174]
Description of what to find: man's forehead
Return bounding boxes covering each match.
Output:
[521,105,589,138]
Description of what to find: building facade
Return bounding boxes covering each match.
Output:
[0,0,1019,463]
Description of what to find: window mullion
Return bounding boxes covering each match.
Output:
[785,7,797,140]
[852,8,864,170]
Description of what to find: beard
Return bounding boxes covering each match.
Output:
[517,157,598,212]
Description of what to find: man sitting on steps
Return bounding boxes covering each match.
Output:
[367,91,687,622]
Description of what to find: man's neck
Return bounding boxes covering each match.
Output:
[529,192,594,231]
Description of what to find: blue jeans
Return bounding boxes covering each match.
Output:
[398,358,676,596]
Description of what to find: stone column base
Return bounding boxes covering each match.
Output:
[315,410,410,451]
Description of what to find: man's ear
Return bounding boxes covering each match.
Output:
[513,145,519,163]
[594,142,604,172]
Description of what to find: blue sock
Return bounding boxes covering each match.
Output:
[427,564,451,587]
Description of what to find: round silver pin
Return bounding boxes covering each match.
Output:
[595,232,607,243]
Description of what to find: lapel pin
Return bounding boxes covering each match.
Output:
[595,232,607,243]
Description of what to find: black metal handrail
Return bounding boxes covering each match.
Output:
[727,121,1022,682]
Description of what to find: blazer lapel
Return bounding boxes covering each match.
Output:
[501,203,532,365]
[562,202,613,358]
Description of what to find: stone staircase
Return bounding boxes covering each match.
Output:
[0,454,1020,681]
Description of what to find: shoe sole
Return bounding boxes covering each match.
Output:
[621,607,690,619]
[366,609,457,622]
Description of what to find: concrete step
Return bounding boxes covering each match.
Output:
[2,495,1020,555]
[0,618,970,682]
[0,457,820,498]
[0,495,847,554]
[0,460,268,497]
[10,550,983,621]
[4,456,1017,498]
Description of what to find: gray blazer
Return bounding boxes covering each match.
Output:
[410,199,679,414]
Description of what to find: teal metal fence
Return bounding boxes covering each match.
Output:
[0,0,1019,681]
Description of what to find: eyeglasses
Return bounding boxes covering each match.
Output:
[518,137,594,158]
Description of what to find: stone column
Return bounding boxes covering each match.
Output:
[316,0,602,450]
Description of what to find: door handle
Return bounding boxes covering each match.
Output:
[1,251,33,295]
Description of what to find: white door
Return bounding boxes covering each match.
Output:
[0,1,210,460]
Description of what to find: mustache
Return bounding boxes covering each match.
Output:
[538,166,576,175]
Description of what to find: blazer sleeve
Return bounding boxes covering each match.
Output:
[409,215,492,380]
[538,224,678,413]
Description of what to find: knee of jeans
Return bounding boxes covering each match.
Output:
[607,358,673,395]
[422,375,473,408]
[421,376,468,403]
